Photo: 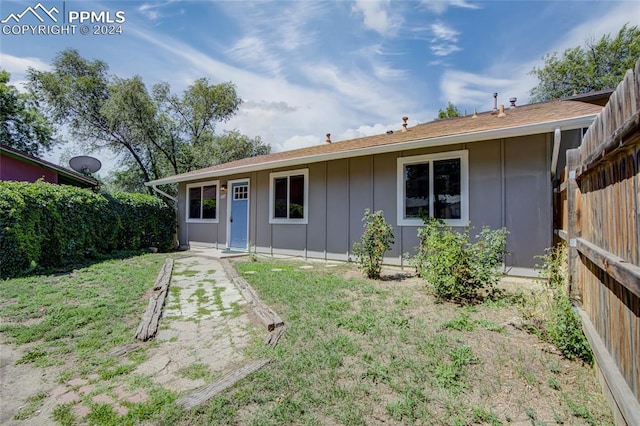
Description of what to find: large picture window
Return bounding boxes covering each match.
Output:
[186,181,219,223]
[397,151,468,226]
[269,169,308,224]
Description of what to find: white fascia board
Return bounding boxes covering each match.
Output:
[145,114,597,186]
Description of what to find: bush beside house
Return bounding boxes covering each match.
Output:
[0,181,175,278]
[412,219,508,303]
[352,209,395,279]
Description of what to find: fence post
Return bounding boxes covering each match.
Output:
[566,148,580,296]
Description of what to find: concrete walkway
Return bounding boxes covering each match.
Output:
[133,253,260,392]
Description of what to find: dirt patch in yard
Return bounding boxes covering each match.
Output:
[1,344,63,425]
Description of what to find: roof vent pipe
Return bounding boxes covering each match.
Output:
[493,92,498,112]
[509,97,517,108]
[402,116,408,132]
[326,133,331,144]
[472,108,478,118]
[498,104,506,117]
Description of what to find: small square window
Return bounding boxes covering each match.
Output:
[234,185,248,200]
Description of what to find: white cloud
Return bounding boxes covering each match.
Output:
[430,21,461,56]
[373,62,408,80]
[548,2,635,53]
[439,70,524,110]
[431,44,462,57]
[242,101,297,113]
[137,1,181,21]
[301,62,414,116]
[352,0,401,36]
[0,54,50,89]
[431,22,459,41]
[227,36,282,76]
[439,2,634,111]
[339,122,399,140]
[278,134,321,152]
[218,2,323,53]
[421,0,481,15]
[337,115,427,140]
[0,54,50,74]
[126,27,425,157]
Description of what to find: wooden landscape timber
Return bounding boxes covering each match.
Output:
[220,258,285,331]
[264,325,287,347]
[134,258,174,341]
[176,358,271,410]
[554,59,640,425]
[108,342,143,357]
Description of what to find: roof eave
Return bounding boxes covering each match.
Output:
[145,113,597,186]
[1,145,98,187]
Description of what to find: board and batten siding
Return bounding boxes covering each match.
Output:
[177,132,556,269]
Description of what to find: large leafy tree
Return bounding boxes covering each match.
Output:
[27,49,270,192]
[0,70,56,156]
[437,102,460,119]
[530,24,640,102]
[210,130,270,165]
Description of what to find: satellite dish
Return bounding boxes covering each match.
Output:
[69,156,102,175]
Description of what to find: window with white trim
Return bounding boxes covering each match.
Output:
[397,150,468,226]
[186,181,219,223]
[269,169,308,224]
[233,184,248,200]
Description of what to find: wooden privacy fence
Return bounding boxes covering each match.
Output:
[555,60,640,425]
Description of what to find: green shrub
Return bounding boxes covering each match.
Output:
[535,244,592,363]
[413,219,507,303]
[0,181,175,278]
[352,209,394,279]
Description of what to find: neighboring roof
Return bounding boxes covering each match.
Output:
[147,98,603,186]
[0,144,98,188]
[562,89,614,106]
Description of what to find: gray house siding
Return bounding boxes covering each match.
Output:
[468,139,502,230]
[325,159,349,261]
[254,170,270,253]
[307,162,327,259]
[504,134,552,268]
[374,152,400,261]
[349,156,373,260]
[176,132,560,270]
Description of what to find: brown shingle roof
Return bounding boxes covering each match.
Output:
[147,99,602,185]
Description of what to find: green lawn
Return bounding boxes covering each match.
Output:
[1,256,613,425]
[0,253,183,425]
[0,254,165,372]
[177,260,612,426]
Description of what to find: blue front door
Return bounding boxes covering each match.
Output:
[229,181,249,250]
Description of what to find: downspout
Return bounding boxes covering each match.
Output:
[551,127,561,178]
[151,185,177,204]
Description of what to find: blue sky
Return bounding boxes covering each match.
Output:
[0,0,636,174]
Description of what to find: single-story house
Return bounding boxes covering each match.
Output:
[0,144,98,188]
[146,97,604,275]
